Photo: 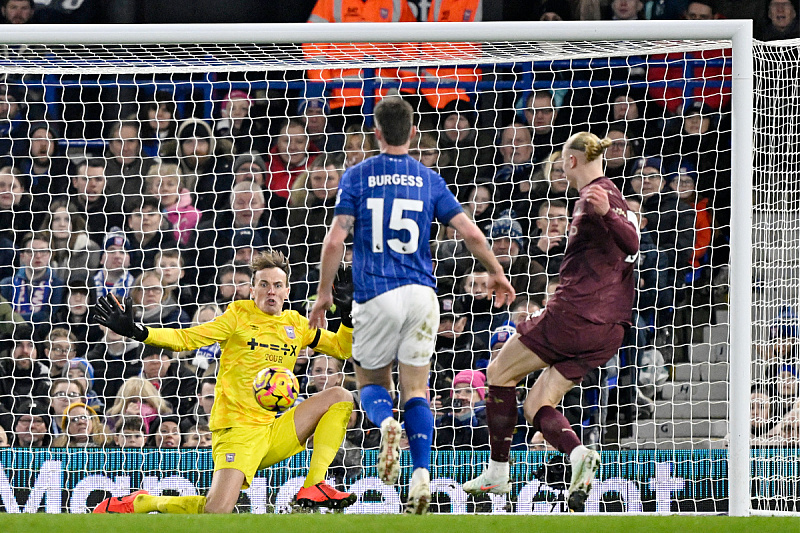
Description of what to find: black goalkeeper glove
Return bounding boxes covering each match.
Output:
[332,265,354,328]
[93,294,149,342]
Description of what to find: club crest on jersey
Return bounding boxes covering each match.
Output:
[380,8,389,19]
[226,453,235,462]
[284,326,296,339]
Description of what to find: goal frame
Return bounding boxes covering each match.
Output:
[0,19,754,516]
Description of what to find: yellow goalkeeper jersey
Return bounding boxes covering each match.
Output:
[144,299,352,430]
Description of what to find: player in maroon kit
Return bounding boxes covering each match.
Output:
[463,131,640,511]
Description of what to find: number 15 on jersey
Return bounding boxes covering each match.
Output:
[366,198,424,255]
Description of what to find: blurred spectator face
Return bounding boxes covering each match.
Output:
[103,245,128,273]
[29,128,54,166]
[51,382,83,420]
[0,425,7,447]
[68,289,89,316]
[0,172,17,210]
[769,0,797,31]
[491,236,520,270]
[0,93,19,120]
[12,337,36,370]
[540,11,563,21]
[345,133,367,167]
[115,429,146,448]
[309,164,340,202]
[234,162,266,188]
[232,190,266,227]
[779,370,799,398]
[75,164,106,202]
[180,137,210,167]
[49,207,72,241]
[612,95,639,121]
[782,409,800,443]
[304,106,326,136]
[129,204,162,235]
[510,300,541,326]
[21,236,51,275]
[612,0,643,19]
[65,405,93,442]
[466,185,491,220]
[464,270,490,300]
[443,114,471,143]
[142,351,171,380]
[156,174,182,207]
[2,0,33,24]
[438,314,467,339]
[526,94,556,136]
[197,428,212,448]
[158,255,183,287]
[637,166,664,200]
[499,124,533,165]
[227,98,250,123]
[750,391,770,431]
[147,104,173,134]
[603,130,630,170]
[683,112,711,135]
[140,273,165,311]
[218,270,236,301]
[155,420,181,448]
[543,279,559,307]
[234,245,255,265]
[547,158,568,193]
[65,367,91,396]
[625,197,647,232]
[536,204,569,238]
[46,336,75,372]
[199,382,215,415]
[685,1,714,20]
[452,383,482,412]
[109,125,140,166]
[14,414,47,446]
[669,171,696,202]
[309,356,344,391]
[276,123,309,167]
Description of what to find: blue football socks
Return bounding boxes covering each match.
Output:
[403,397,433,471]
[360,384,394,427]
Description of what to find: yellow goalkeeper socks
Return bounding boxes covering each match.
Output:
[303,400,353,488]
[133,494,207,514]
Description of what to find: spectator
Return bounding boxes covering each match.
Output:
[0,293,23,340]
[488,216,548,298]
[669,162,713,270]
[112,415,148,448]
[186,304,223,373]
[52,402,106,448]
[44,327,77,379]
[0,231,66,328]
[0,165,35,250]
[605,0,644,19]
[750,388,778,445]
[10,399,50,447]
[605,92,650,155]
[232,152,288,229]
[149,163,201,247]
[40,200,101,283]
[454,264,512,363]
[183,377,215,433]
[125,196,178,274]
[0,87,26,167]
[87,325,143,406]
[523,90,570,165]
[493,122,541,218]
[173,118,233,215]
[140,91,177,159]
[489,323,517,361]
[757,0,800,41]
[63,357,104,412]
[104,376,171,435]
[299,97,344,154]
[529,200,570,276]
[463,183,495,235]
[343,125,378,169]
[603,123,639,190]
[685,0,715,19]
[434,369,489,450]
[215,89,269,155]
[539,1,572,20]
[155,249,197,318]
[436,100,494,196]
[0,424,7,447]
[409,131,439,171]
[509,297,542,327]
[209,263,251,310]
[540,151,579,213]
[16,121,70,212]
[153,414,182,448]
[130,269,189,330]
[48,378,85,436]
[182,422,212,448]
[139,345,197,416]
[305,354,345,396]
[69,158,125,242]
[50,279,101,359]
[266,118,316,201]
[104,120,155,200]
[434,296,474,375]
[90,229,134,303]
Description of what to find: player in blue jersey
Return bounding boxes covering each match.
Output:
[309,97,515,514]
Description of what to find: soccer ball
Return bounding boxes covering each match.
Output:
[252,366,300,412]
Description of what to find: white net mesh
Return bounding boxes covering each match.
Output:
[0,32,775,514]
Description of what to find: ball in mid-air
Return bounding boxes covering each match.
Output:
[253,366,300,412]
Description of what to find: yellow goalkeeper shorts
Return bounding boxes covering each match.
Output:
[211,406,305,489]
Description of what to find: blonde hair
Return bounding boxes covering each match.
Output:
[105,377,170,417]
[543,151,563,182]
[250,249,290,282]
[53,402,109,447]
[130,269,165,305]
[564,132,613,163]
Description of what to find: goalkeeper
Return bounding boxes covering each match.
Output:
[92,250,358,514]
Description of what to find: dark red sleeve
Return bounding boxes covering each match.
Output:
[601,209,639,256]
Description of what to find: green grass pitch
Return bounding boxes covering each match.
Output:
[0,514,797,533]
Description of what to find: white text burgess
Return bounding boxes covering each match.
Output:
[368,174,424,188]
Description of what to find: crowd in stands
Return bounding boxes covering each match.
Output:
[0,0,796,457]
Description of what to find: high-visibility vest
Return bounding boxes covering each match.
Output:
[400,0,483,109]
[304,0,416,109]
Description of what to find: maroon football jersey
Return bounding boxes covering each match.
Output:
[548,176,639,326]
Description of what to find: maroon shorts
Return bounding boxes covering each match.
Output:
[516,307,626,384]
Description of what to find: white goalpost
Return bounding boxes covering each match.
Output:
[0,20,773,516]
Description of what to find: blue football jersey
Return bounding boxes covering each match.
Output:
[335,153,462,303]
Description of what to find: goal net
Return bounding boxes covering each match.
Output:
[0,21,776,515]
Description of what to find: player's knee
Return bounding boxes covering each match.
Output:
[326,385,354,406]
[523,402,542,425]
[203,493,236,514]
